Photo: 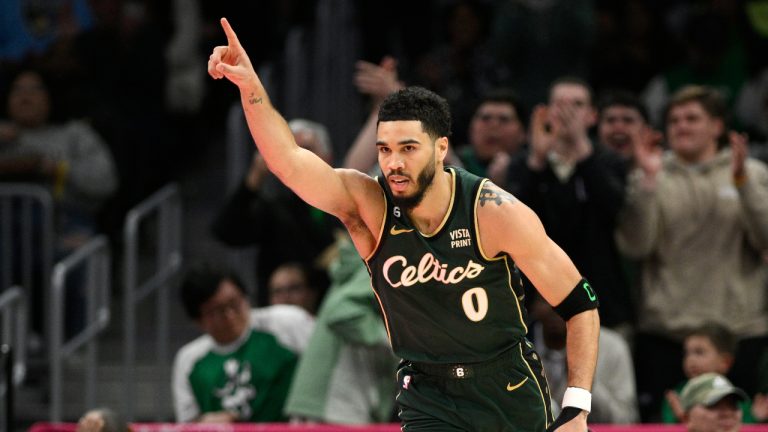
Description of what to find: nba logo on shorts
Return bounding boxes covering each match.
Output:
[402,375,411,389]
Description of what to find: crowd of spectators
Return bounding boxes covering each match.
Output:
[2,0,768,427]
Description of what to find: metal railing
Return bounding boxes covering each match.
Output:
[49,236,111,422]
[0,344,13,432]
[224,103,258,294]
[0,287,27,386]
[123,183,182,420]
[0,184,54,345]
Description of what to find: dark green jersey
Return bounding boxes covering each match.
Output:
[366,166,528,363]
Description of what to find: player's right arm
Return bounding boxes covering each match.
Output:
[208,18,383,254]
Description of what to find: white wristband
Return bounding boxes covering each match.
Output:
[562,387,592,413]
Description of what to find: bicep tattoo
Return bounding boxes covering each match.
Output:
[479,182,517,207]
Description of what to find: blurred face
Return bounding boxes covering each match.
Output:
[377,120,446,210]
[8,71,50,128]
[667,101,723,163]
[268,266,317,314]
[198,279,250,345]
[548,83,597,134]
[686,397,742,432]
[684,336,732,378]
[469,102,526,160]
[599,105,646,159]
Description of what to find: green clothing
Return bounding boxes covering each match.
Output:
[186,331,296,421]
[367,166,551,431]
[396,340,553,431]
[457,146,489,178]
[172,305,314,422]
[284,235,398,423]
[367,166,528,363]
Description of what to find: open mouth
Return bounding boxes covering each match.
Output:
[388,176,410,193]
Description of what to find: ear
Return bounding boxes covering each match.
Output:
[436,137,449,162]
[711,117,725,139]
[586,107,598,127]
[719,353,735,373]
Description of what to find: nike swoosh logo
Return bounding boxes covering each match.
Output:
[390,226,414,235]
[506,377,528,392]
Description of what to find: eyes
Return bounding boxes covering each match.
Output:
[377,145,417,154]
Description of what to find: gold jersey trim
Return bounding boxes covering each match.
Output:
[364,180,389,262]
[420,168,457,238]
[519,343,552,430]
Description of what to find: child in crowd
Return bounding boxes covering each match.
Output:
[663,323,768,423]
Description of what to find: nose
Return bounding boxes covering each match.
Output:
[386,154,405,172]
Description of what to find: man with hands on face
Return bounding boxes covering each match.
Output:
[506,77,632,331]
[208,18,599,431]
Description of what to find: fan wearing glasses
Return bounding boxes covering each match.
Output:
[172,263,315,423]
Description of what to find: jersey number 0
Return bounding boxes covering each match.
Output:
[461,287,489,321]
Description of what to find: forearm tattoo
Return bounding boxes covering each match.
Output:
[248,92,263,105]
[479,182,517,207]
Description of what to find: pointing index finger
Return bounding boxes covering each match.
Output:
[220,17,241,48]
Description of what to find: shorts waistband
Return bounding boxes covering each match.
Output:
[409,343,520,379]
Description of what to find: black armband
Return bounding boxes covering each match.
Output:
[553,278,599,321]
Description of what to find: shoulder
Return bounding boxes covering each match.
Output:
[174,334,215,371]
[476,180,543,257]
[476,180,535,228]
[746,157,768,176]
[250,305,316,353]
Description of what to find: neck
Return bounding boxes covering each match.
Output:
[408,167,452,234]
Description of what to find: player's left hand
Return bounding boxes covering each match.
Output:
[208,18,258,89]
[546,407,590,432]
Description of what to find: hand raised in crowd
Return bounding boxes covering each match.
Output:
[632,126,663,188]
[729,131,749,184]
[752,393,768,422]
[208,18,258,89]
[245,153,269,191]
[527,105,555,171]
[550,101,584,141]
[486,150,512,186]
[665,389,686,422]
[354,56,404,104]
[0,121,19,144]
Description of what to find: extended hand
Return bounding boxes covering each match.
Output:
[354,56,403,103]
[528,105,554,170]
[633,127,663,178]
[729,130,748,181]
[208,18,258,89]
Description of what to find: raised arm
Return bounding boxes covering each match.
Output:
[208,18,376,225]
[477,181,599,432]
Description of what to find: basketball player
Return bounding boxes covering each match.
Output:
[208,18,599,431]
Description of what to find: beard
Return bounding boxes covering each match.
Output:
[389,158,437,211]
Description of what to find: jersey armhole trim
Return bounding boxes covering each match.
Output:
[473,178,504,262]
[364,178,389,262]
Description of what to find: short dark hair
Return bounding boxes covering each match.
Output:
[379,86,452,140]
[549,76,595,105]
[180,263,247,320]
[665,85,729,146]
[473,88,529,129]
[597,89,649,123]
[687,322,737,355]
